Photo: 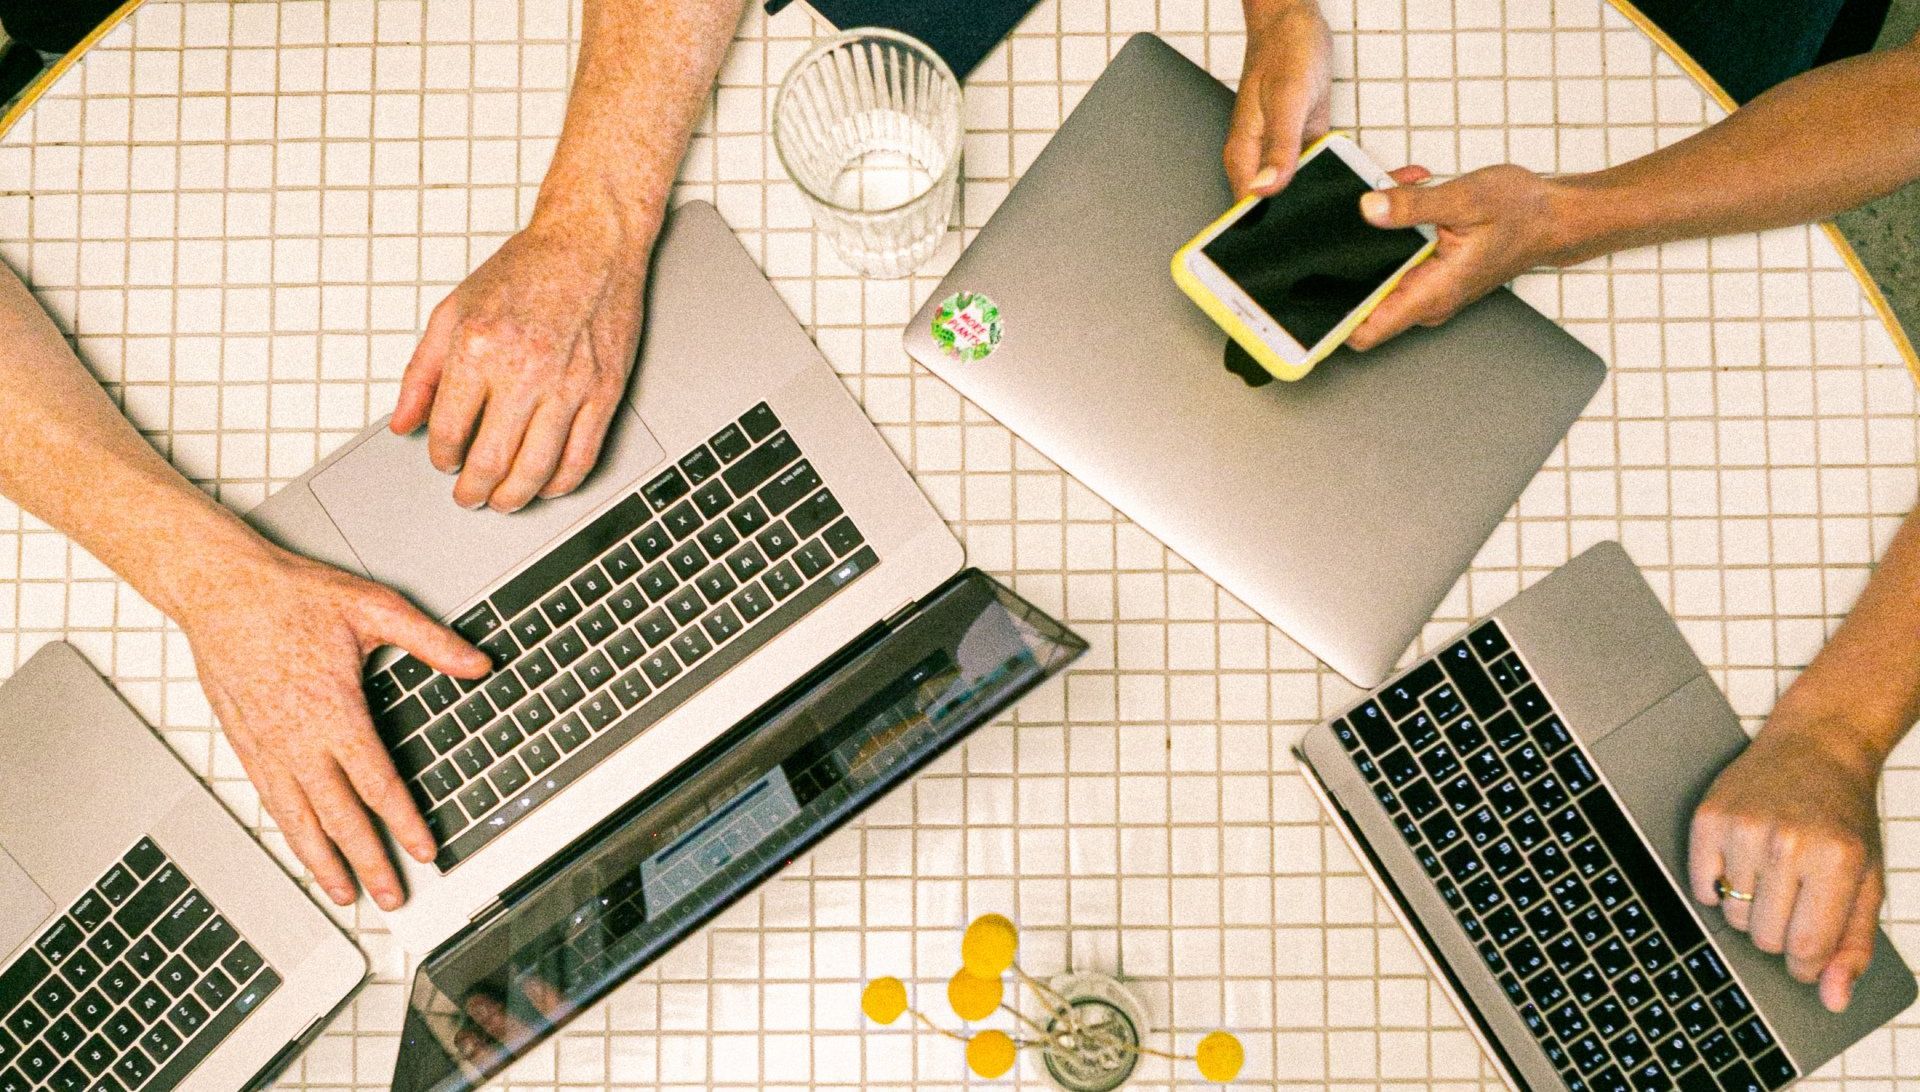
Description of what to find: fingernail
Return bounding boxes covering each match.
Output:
[412,843,437,863]
[329,887,354,905]
[1360,191,1389,223]
[457,495,486,511]
[1251,165,1280,191]
[376,889,402,911]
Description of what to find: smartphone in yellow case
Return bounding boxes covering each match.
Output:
[1172,132,1436,381]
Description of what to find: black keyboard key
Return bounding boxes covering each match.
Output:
[732,582,773,623]
[493,494,650,619]
[1550,873,1589,914]
[1712,985,1752,1024]
[3,1000,43,1045]
[0,950,49,1012]
[1487,779,1525,819]
[1531,774,1570,814]
[15,1043,54,1084]
[642,467,689,511]
[365,670,404,712]
[1420,810,1462,850]
[155,957,196,998]
[1487,712,1527,750]
[96,964,138,1006]
[1615,1030,1652,1072]
[1569,965,1606,1006]
[1441,844,1482,884]
[633,523,671,562]
[641,650,681,687]
[61,949,102,991]
[695,563,738,604]
[1571,838,1608,878]
[68,894,110,935]
[130,983,169,1022]
[459,780,499,817]
[1446,716,1488,756]
[1419,744,1462,783]
[755,520,799,561]
[222,943,262,985]
[1400,712,1439,753]
[701,605,743,643]
[1657,1034,1698,1076]
[154,893,213,950]
[419,675,460,714]
[1638,1001,1677,1041]
[141,1022,180,1063]
[1462,805,1499,847]
[1677,1068,1718,1092]
[425,716,466,755]
[1379,748,1419,788]
[611,669,650,709]
[451,739,491,779]
[636,608,675,647]
[419,761,463,802]
[477,627,519,669]
[523,734,560,775]
[601,543,643,583]
[678,445,721,485]
[740,402,780,440]
[786,489,844,540]
[672,628,713,666]
[97,866,138,908]
[1534,716,1576,755]
[553,713,592,751]
[662,499,702,540]
[48,1062,87,1092]
[113,866,188,939]
[607,628,645,668]
[1684,947,1731,993]
[1381,661,1442,720]
[452,692,495,733]
[111,1050,152,1088]
[1443,777,1484,818]
[483,670,527,712]
[167,994,207,1035]
[1672,994,1712,1037]
[580,692,622,730]
[668,541,707,581]
[193,969,236,1010]
[1717,1060,1761,1092]
[549,626,589,667]
[697,519,740,560]
[710,423,750,461]
[1525,900,1565,943]
[1617,969,1654,1010]
[1698,1031,1737,1070]
[1509,938,1547,977]
[182,920,236,972]
[727,497,769,535]
[426,803,468,842]
[1425,685,1465,726]
[692,480,732,521]
[1614,902,1653,942]
[1506,873,1547,912]
[1484,838,1523,878]
[38,918,85,965]
[605,584,646,624]
[1592,998,1628,1037]
[543,674,586,713]
[490,758,531,797]
[1509,743,1547,783]
[1730,1016,1774,1056]
[569,567,614,608]
[101,1009,139,1050]
[1512,812,1548,851]
[1595,937,1634,977]
[394,736,438,782]
[482,720,524,758]
[722,431,797,496]
[1547,1000,1588,1040]
[764,560,803,599]
[1440,640,1505,719]
[124,938,165,980]
[725,542,768,583]
[539,587,583,629]
[1751,1049,1793,1088]
[1401,780,1441,819]
[763,460,823,517]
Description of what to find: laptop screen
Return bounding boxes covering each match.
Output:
[392,571,1084,1092]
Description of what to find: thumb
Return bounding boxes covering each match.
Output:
[1360,174,1468,231]
[358,588,492,678]
[1819,871,1884,1013]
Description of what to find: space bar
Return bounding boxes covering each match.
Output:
[436,546,879,869]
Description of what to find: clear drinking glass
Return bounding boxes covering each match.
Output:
[773,28,962,278]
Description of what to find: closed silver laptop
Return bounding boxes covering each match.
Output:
[0,642,364,1091]
[250,200,964,959]
[905,33,1606,687]
[1297,542,1915,1092]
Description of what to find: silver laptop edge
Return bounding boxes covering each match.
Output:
[1297,542,1916,1091]
[0,642,365,1091]
[904,33,1605,687]
[249,200,963,954]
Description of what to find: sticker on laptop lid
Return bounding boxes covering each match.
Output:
[932,291,1003,363]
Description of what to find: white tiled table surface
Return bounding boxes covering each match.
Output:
[3,0,1918,1088]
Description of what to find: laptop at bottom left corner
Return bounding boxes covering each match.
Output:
[0,641,366,1092]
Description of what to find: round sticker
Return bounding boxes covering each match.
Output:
[931,291,1003,362]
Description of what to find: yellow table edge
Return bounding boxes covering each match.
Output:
[1602,0,1920,388]
[2,0,1914,387]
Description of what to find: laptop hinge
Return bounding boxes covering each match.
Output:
[468,896,508,926]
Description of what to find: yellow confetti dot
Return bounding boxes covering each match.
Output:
[966,1029,1018,1078]
[961,914,1019,978]
[861,977,908,1025]
[947,968,1003,1021]
[1196,1031,1244,1083]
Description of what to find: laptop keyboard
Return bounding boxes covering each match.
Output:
[0,839,281,1092]
[364,402,880,871]
[1332,621,1797,1092]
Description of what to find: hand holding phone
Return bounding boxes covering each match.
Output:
[1173,133,1436,381]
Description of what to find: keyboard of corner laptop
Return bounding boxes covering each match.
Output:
[0,838,280,1092]
[363,401,880,870]
[1332,621,1798,1092]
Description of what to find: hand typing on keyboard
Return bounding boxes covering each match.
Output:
[1688,708,1886,1014]
[178,543,491,911]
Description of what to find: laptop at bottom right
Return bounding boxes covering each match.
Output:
[1297,540,1915,1092]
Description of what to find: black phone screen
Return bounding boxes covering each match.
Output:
[1201,149,1430,349]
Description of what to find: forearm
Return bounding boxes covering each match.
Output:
[0,263,270,624]
[1765,504,1920,768]
[1546,36,1920,264]
[529,0,749,250]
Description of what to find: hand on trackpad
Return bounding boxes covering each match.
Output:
[309,405,664,620]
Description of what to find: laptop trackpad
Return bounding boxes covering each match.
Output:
[309,404,666,620]
[0,845,54,960]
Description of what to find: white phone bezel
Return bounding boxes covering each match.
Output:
[1179,135,1437,367]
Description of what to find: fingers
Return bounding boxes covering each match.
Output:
[393,302,459,435]
[1714,826,1766,934]
[1223,88,1271,199]
[521,976,567,1019]
[488,400,574,513]
[1360,174,1474,231]
[465,993,536,1047]
[300,761,408,911]
[332,711,439,865]
[539,393,620,500]
[453,387,541,510]
[1346,261,1458,350]
[357,588,492,678]
[1784,867,1862,983]
[426,366,488,476]
[1387,165,1432,187]
[1820,871,1884,1012]
[1690,807,1729,908]
[1747,856,1801,956]
[210,686,359,906]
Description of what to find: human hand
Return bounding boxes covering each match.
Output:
[1225,0,1334,197]
[179,541,490,911]
[1346,164,1573,350]
[454,974,569,1070]
[1689,713,1886,1012]
[391,222,647,513]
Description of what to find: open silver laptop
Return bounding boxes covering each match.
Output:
[0,642,364,1092]
[250,200,967,959]
[1297,542,1915,1092]
[905,33,1607,687]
